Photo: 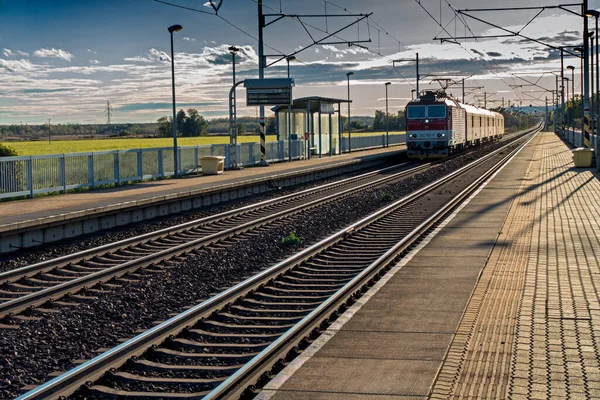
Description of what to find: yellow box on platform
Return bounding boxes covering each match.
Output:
[572,148,594,167]
[199,156,225,175]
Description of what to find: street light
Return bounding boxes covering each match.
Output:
[168,24,182,178]
[346,72,354,153]
[385,82,391,148]
[286,55,296,78]
[567,65,576,143]
[286,55,296,161]
[574,46,585,137]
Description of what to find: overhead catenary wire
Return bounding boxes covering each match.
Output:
[152,0,333,74]
[253,0,416,88]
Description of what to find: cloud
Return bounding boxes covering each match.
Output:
[17,50,29,56]
[89,59,100,65]
[0,58,35,72]
[33,48,74,61]
[487,52,502,57]
[183,37,196,42]
[3,49,13,57]
[124,48,171,63]
[21,88,74,93]
[87,48,97,55]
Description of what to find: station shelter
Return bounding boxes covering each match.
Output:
[272,97,350,157]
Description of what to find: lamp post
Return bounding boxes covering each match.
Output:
[574,46,585,139]
[346,72,354,153]
[385,82,391,147]
[229,46,240,168]
[286,56,296,161]
[286,55,296,78]
[168,24,182,178]
[567,65,575,142]
[589,31,596,136]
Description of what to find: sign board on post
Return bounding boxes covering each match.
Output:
[320,103,335,114]
[244,78,294,107]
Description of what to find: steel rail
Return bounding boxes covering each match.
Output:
[0,163,430,319]
[0,163,414,283]
[208,130,539,399]
[16,128,540,400]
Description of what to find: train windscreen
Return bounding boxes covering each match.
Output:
[427,105,446,118]
[407,105,426,119]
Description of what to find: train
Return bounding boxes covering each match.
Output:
[405,90,504,159]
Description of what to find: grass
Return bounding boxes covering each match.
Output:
[5,131,405,156]
[281,232,302,247]
[7,136,277,156]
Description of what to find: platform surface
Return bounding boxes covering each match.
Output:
[257,132,600,399]
[0,146,403,232]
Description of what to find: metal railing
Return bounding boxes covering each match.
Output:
[0,135,405,200]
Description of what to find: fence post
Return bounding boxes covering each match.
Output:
[60,155,66,193]
[158,149,164,178]
[224,145,230,169]
[137,149,143,180]
[27,156,33,198]
[114,152,120,186]
[194,147,199,172]
[88,154,95,188]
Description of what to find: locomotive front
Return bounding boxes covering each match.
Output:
[405,92,452,159]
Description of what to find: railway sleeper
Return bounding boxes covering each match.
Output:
[125,358,239,379]
[75,260,115,269]
[228,304,311,317]
[287,265,364,279]
[174,335,270,352]
[22,277,64,286]
[259,285,338,296]
[237,298,319,310]
[249,291,329,303]
[95,370,223,394]
[278,274,352,284]
[36,271,81,280]
[213,311,303,325]
[167,337,266,355]
[183,328,280,344]
[271,281,345,291]
[81,384,210,399]
[199,319,295,334]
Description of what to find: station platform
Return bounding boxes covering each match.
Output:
[0,146,404,253]
[256,132,600,400]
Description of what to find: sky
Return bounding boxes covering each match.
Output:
[0,0,598,124]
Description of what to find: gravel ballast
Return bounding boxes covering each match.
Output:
[0,137,528,398]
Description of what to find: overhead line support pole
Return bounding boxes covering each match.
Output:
[583,0,591,147]
[258,0,268,165]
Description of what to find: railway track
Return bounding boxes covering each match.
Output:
[0,161,432,320]
[16,128,540,399]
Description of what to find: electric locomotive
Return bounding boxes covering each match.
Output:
[405,90,504,159]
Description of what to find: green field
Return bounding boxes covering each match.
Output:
[6,131,405,156]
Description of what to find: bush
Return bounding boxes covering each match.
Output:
[119,130,130,137]
[0,144,18,157]
[281,232,302,247]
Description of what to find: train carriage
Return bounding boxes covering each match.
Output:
[405,90,504,159]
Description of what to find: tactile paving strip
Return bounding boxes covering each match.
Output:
[429,135,542,400]
[431,133,600,399]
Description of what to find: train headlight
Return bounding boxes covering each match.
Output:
[437,133,445,138]
[410,134,418,138]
